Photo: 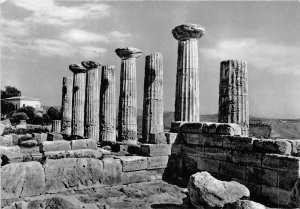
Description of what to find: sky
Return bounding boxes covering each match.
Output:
[1,0,300,119]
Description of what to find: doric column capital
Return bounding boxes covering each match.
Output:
[81,61,101,70]
[69,64,87,73]
[172,23,205,41]
[115,47,142,59]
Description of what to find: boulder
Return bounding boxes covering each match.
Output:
[1,119,12,129]
[0,123,5,135]
[44,158,104,193]
[1,161,45,199]
[0,135,13,146]
[20,139,38,147]
[188,171,250,209]
[224,200,266,209]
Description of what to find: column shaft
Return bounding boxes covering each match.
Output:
[85,68,100,141]
[118,58,137,143]
[142,53,164,142]
[175,39,200,122]
[72,72,86,136]
[52,120,61,133]
[61,77,73,134]
[218,60,249,136]
[100,65,116,141]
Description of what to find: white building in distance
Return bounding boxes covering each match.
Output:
[2,96,42,110]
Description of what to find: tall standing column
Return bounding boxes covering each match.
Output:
[82,61,100,141]
[61,77,73,134]
[69,64,87,137]
[100,65,116,142]
[52,120,61,133]
[115,47,142,144]
[172,24,205,122]
[218,60,249,136]
[142,53,164,143]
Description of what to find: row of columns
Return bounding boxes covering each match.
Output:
[59,23,249,142]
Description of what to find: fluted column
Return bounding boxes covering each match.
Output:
[82,61,100,142]
[69,64,87,137]
[100,65,116,142]
[218,60,249,136]
[115,47,142,144]
[52,120,61,133]
[172,24,205,122]
[61,77,73,134]
[142,53,164,143]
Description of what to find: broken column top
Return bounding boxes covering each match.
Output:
[69,64,87,73]
[115,47,142,59]
[172,23,205,41]
[221,60,247,69]
[81,61,101,70]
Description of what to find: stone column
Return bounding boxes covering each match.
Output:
[142,53,164,143]
[115,47,142,144]
[52,120,61,133]
[61,77,73,134]
[100,65,116,142]
[218,60,249,136]
[82,61,100,141]
[172,23,205,122]
[69,64,87,137]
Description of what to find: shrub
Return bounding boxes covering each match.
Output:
[11,112,28,123]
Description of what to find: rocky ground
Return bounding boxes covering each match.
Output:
[4,181,192,209]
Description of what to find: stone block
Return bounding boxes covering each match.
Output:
[116,156,147,172]
[44,149,102,159]
[222,136,254,150]
[71,139,97,150]
[140,144,171,156]
[149,133,167,144]
[219,161,246,180]
[262,154,300,173]
[205,147,232,162]
[180,122,203,134]
[170,121,185,133]
[231,151,262,167]
[127,144,141,155]
[183,133,203,145]
[20,139,38,147]
[253,139,292,155]
[147,155,169,169]
[278,171,299,190]
[182,144,204,157]
[0,123,5,135]
[0,146,22,164]
[216,123,242,136]
[122,169,164,185]
[47,133,63,141]
[261,185,291,207]
[33,133,47,144]
[171,144,182,156]
[197,157,220,174]
[206,135,223,147]
[40,141,71,152]
[44,158,104,193]
[103,158,122,185]
[165,132,179,144]
[41,133,48,141]
[183,153,198,175]
[1,161,45,199]
[289,139,300,156]
[245,167,278,187]
[0,145,21,153]
[0,135,13,146]
[10,134,19,145]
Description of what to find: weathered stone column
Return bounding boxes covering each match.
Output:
[142,53,164,143]
[61,77,73,134]
[172,23,205,122]
[69,64,87,137]
[82,61,100,141]
[52,120,61,133]
[115,47,142,143]
[100,65,116,142]
[218,60,249,136]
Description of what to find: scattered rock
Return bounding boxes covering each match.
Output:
[20,139,38,147]
[188,171,250,209]
[1,119,12,129]
[224,200,266,209]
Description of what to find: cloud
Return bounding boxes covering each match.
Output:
[79,46,107,58]
[201,39,300,75]
[61,29,132,44]
[61,29,109,43]
[10,0,111,26]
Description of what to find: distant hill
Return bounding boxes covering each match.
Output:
[137,110,300,139]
